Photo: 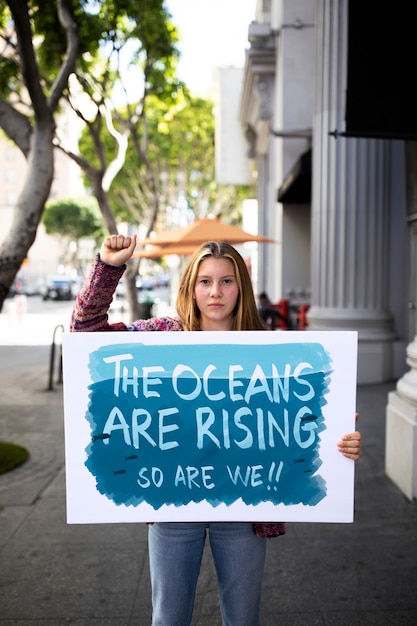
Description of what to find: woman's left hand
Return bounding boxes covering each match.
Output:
[337,412,362,461]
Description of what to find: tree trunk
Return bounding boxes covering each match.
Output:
[92,177,119,235]
[0,0,78,311]
[124,262,141,322]
[0,121,55,310]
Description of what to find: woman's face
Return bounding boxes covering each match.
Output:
[193,256,239,331]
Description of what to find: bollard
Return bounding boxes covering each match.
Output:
[48,324,64,391]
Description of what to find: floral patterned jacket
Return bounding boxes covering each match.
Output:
[70,255,286,539]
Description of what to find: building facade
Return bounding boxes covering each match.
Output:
[240,0,417,499]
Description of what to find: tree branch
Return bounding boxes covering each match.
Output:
[7,0,50,121]
[100,103,130,192]
[0,99,32,156]
[48,0,79,110]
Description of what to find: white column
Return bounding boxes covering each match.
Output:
[386,339,417,499]
[308,0,395,384]
[386,137,417,500]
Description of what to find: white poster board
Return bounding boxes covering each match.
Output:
[63,330,357,524]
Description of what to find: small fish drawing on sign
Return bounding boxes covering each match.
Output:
[92,433,111,441]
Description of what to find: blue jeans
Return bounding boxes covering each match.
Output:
[148,522,266,626]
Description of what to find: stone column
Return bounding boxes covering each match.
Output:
[308,0,395,384]
[240,31,276,295]
[386,342,417,499]
[386,140,417,500]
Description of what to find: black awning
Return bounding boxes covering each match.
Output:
[277,149,311,204]
[344,1,417,140]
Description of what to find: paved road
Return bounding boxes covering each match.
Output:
[0,290,173,346]
[0,296,72,346]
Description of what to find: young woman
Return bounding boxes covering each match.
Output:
[71,234,362,626]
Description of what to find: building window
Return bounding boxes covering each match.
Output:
[6,191,17,206]
[5,147,17,161]
[6,168,17,183]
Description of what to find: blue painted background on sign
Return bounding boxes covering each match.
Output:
[84,342,332,510]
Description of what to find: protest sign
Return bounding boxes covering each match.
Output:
[63,330,357,524]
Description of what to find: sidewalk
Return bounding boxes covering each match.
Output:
[1,339,417,624]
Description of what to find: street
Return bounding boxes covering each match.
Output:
[0,286,172,347]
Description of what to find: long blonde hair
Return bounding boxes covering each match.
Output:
[176,241,267,331]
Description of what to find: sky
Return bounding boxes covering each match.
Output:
[164,0,257,95]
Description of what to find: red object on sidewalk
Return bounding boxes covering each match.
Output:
[269,299,290,329]
[296,304,310,329]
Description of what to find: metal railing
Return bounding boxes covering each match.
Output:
[48,324,64,391]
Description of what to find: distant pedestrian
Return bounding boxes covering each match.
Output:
[257,291,292,329]
[257,291,271,322]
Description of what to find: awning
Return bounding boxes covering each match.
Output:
[277,149,312,204]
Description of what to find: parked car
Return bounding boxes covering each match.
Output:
[41,276,74,301]
[154,273,170,288]
[136,277,155,290]
[7,276,42,297]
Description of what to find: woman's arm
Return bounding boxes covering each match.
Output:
[71,235,137,333]
[70,255,127,332]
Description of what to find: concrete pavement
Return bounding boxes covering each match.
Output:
[1,306,417,624]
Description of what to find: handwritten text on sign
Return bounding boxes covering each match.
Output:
[85,341,331,509]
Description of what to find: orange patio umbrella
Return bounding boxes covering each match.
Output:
[134,243,204,258]
[133,216,275,259]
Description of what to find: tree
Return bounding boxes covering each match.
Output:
[0,0,179,314]
[0,0,79,310]
[45,0,182,319]
[43,197,105,242]
[76,87,251,319]
[0,0,251,320]
[79,93,216,225]
[42,196,105,273]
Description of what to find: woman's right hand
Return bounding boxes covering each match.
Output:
[100,234,137,267]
